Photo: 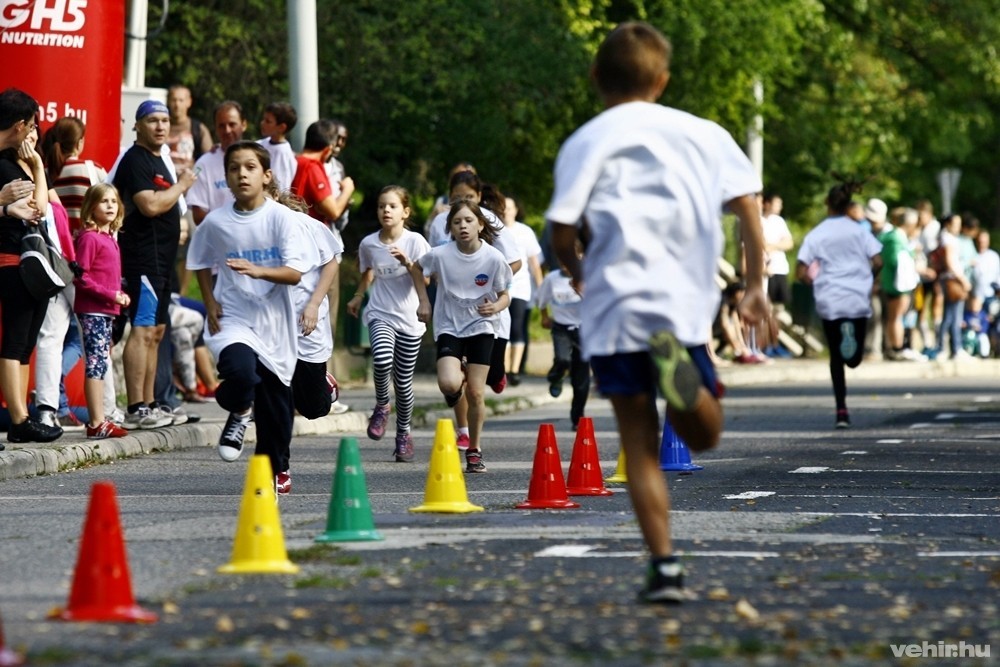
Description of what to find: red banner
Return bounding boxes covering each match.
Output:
[0,0,126,169]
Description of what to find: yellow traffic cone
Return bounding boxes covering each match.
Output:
[218,455,300,574]
[605,448,628,484]
[410,419,484,514]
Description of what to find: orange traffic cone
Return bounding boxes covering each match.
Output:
[566,417,613,496]
[51,481,158,623]
[516,424,580,509]
[0,611,24,667]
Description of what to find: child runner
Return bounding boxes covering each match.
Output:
[410,202,512,472]
[536,259,589,430]
[257,102,298,192]
[267,184,344,431]
[74,183,131,439]
[548,22,771,603]
[797,180,883,428]
[187,140,318,495]
[426,170,521,448]
[348,186,431,462]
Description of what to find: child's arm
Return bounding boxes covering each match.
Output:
[551,223,583,293]
[196,268,222,334]
[224,258,302,285]
[347,268,374,317]
[477,290,511,316]
[540,306,553,329]
[300,259,339,336]
[728,194,776,340]
[409,261,432,323]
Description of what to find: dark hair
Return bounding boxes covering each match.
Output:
[825,174,866,216]
[264,101,298,133]
[224,140,271,172]
[213,100,245,122]
[41,117,86,179]
[303,119,338,151]
[448,169,482,199]
[0,88,38,132]
[593,22,671,100]
[447,201,497,245]
[479,183,506,219]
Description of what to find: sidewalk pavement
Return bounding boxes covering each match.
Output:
[3,356,1000,482]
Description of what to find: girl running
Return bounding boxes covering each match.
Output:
[410,201,512,472]
[348,186,430,462]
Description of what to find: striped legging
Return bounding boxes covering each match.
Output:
[369,318,422,434]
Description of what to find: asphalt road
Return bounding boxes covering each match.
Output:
[1,375,999,666]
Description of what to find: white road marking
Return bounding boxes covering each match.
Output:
[724,491,776,499]
[935,413,957,420]
[877,439,903,444]
[790,467,830,473]
[789,468,996,475]
[917,551,1000,558]
[534,545,781,558]
[910,423,934,429]
[841,450,870,454]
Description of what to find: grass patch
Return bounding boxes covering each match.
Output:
[294,575,352,590]
[287,544,342,563]
[361,567,382,578]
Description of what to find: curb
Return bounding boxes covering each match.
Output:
[0,391,563,482]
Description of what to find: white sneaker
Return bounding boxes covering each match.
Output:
[330,400,350,415]
[158,404,189,425]
[124,406,173,430]
[108,408,126,426]
[37,409,59,428]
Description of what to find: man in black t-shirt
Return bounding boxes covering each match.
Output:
[113,100,197,430]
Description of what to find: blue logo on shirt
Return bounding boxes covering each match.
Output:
[474,273,488,287]
[226,247,281,264]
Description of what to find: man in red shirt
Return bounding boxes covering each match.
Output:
[290,119,353,224]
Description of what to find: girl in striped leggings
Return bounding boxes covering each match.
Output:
[347,186,430,462]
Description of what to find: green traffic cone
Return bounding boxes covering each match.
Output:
[315,438,383,542]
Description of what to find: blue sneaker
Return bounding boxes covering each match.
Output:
[839,321,857,359]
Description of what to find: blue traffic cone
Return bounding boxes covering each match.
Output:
[659,416,703,473]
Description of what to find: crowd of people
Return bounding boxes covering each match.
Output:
[3,19,991,606]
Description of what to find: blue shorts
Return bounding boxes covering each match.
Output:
[590,345,720,398]
[126,274,169,327]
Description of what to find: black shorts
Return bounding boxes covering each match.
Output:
[767,273,790,306]
[291,359,332,419]
[436,333,494,366]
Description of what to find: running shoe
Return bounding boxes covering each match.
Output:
[367,403,391,440]
[648,330,701,411]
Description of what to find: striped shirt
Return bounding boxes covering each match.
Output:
[52,158,107,234]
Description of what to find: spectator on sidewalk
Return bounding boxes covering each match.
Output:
[257,101,298,192]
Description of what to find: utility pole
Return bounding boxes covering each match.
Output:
[287,0,320,151]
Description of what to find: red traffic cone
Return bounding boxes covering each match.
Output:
[0,611,24,667]
[659,416,703,473]
[50,481,158,623]
[566,417,613,496]
[516,424,580,509]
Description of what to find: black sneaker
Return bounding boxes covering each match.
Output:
[835,409,851,429]
[465,448,487,473]
[638,558,685,604]
[548,378,563,398]
[648,330,701,411]
[218,411,252,462]
[7,418,63,444]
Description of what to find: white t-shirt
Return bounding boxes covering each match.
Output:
[797,215,882,320]
[427,207,520,338]
[762,213,792,276]
[420,241,513,340]
[507,221,542,301]
[974,248,1000,302]
[535,269,581,328]
[546,101,762,356]
[186,199,319,385]
[359,229,430,337]
[187,148,233,213]
[294,213,344,363]
[258,139,298,193]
